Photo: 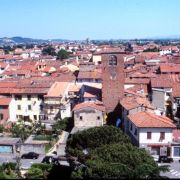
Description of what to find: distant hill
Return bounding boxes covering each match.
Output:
[0,36,71,45]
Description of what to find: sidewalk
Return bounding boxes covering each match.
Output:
[46,131,69,156]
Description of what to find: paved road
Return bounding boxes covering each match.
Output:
[0,154,16,164]
[21,154,45,169]
[0,153,45,169]
[57,131,69,156]
[160,161,180,179]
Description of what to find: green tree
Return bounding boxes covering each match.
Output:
[57,49,69,60]
[0,163,17,179]
[26,167,43,179]
[0,125,4,133]
[10,120,33,141]
[52,118,73,134]
[66,126,169,179]
[26,164,52,179]
[42,46,56,56]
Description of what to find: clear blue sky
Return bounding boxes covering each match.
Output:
[0,0,180,40]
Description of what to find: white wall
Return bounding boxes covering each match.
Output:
[9,99,17,122]
[139,128,173,145]
[61,102,72,119]
[12,94,43,121]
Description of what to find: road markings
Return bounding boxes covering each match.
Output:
[175,173,180,177]
[171,170,179,175]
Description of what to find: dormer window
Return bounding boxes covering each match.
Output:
[109,55,117,66]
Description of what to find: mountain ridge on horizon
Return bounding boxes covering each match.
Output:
[1,35,180,44]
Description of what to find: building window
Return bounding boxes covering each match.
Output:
[130,123,132,131]
[109,55,117,66]
[15,95,22,100]
[174,147,180,157]
[50,106,53,111]
[134,128,137,136]
[38,95,43,100]
[80,116,83,120]
[0,114,3,120]
[40,105,43,111]
[97,116,100,120]
[28,105,32,110]
[160,132,165,140]
[34,115,37,120]
[39,115,46,121]
[147,132,152,139]
[17,105,21,110]
[27,95,31,100]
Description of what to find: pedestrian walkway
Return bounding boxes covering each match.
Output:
[169,169,180,178]
[46,131,69,156]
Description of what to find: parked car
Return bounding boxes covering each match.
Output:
[21,152,39,159]
[158,156,173,163]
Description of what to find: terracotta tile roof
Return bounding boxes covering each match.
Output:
[78,70,102,79]
[151,74,173,88]
[0,97,11,105]
[129,71,157,78]
[11,88,49,94]
[0,82,17,88]
[45,82,69,97]
[120,96,154,110]
[126,84,148,95]
[125,78,150,84]
[73,101,105,112]
[172,83,180,97]
[128,112,176,128]
[68,84,81,92]
[160,63,180,73]
[0,62,8,68]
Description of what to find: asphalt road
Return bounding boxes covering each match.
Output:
[160,161,180,179]
[0,153,45,170]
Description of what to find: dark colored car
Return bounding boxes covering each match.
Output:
[21,152,39,159]
[158,156,173,163]
[42,156,59,165]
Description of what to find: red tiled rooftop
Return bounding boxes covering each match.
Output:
[128,111,176,128]
[120,96,154,110]
[125,78,150,84]
[160,63,180,73]
[73,101,105,112]
[172,83,180,97]
[45,82,69,97]
[0,98,11,105]
[151,74,173,88]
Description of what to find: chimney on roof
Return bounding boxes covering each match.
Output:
[31,80,34,85]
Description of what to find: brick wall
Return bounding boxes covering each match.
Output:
[102,53,125,113]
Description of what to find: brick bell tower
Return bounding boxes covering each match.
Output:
[102,53,124,117]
